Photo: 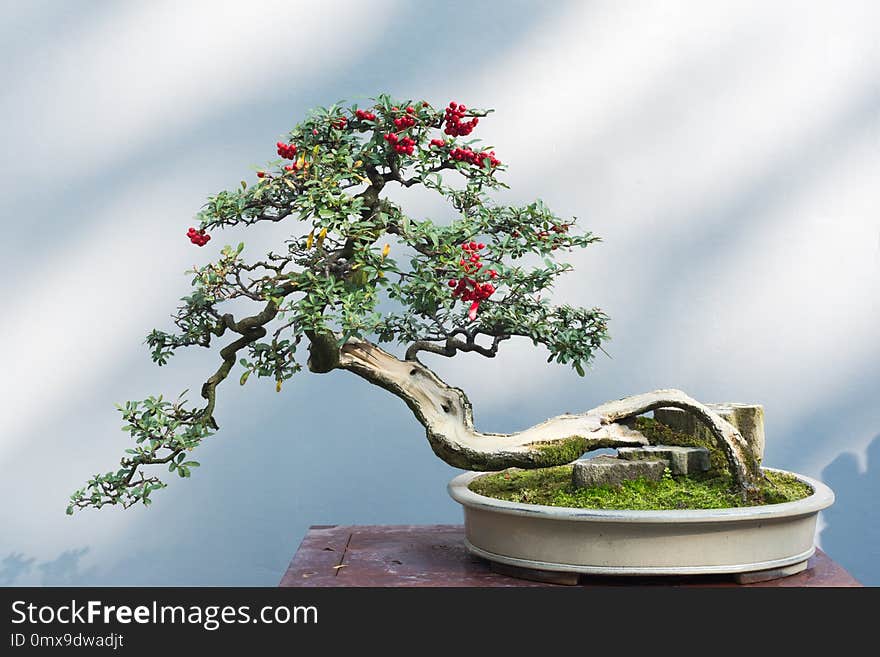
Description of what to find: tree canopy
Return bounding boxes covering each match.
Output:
[68,95,611,513]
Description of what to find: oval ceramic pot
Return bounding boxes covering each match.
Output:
[448,468,834,576]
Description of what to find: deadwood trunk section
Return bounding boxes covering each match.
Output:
[589,389,762,494]
[326,339,761,494]
[336,340,649,469]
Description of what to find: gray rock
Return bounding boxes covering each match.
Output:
[653,403,765,465]
[571,455,667,489]
[617,445,710,475]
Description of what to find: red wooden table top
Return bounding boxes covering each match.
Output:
[279,524,861,587]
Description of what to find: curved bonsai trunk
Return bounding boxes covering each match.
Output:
[336,340,648,469]
[333,339,761,495]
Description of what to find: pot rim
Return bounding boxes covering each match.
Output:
[448,467,834,524]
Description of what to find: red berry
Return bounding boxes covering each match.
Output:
[187,227,210,246]
[448,280,457,287]
[256,171,265,178]
[276,142,297,159]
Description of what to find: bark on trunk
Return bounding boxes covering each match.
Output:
[336,340,648,469]
[333,339,761,494]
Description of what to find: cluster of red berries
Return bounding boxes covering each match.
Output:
[393,107,418,130]
[444,102,479,137]
[283,160,302,172]
[450,147,501,168]
[448,242,498,320]
[355,108,377,121]
[276,142,297,159]
[384,132,416,155]
[187,227,211,246]
[332,117,347,129]
[429,138,446,148]
[457,241,489,273]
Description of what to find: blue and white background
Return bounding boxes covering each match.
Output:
[1,0,878,586]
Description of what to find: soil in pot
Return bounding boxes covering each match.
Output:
[468,465,812,511]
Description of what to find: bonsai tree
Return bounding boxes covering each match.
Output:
[68,95,760,514]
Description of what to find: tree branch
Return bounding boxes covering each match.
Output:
[405,333,510,361]
[200,299,281,425]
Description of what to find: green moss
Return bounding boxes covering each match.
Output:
[530,437,590,465]
[635,416,729,475]
[469,466,812,510]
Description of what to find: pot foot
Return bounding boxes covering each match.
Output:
[733,560,809,584]
[489,561,580,586]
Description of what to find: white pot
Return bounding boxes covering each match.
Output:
[448,468,834,576]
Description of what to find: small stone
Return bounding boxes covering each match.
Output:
[653,403,765,465]
[617,445,710,475]
[571,455,667,489]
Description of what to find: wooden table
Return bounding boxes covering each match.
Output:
[280,524,861,587]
